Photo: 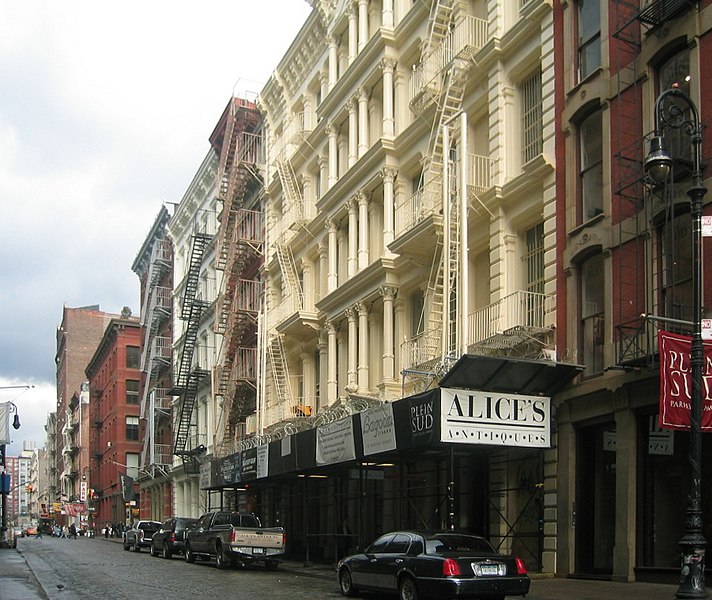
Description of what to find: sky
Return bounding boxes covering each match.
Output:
[0,0,313,455]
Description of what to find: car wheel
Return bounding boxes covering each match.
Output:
[123,540,130,551]
[162,544,172,560]
[185,543,195,563]
[150,543,159,557]
[339,567,358,597]
[215,543,229,569]
[398,575,419,600]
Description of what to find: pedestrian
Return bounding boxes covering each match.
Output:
[36,526,43,539]
[69,523,77,539]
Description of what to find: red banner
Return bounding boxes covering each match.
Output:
[658,330,712,430]
[63,502,86,517]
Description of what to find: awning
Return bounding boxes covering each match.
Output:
[439,354,583,396]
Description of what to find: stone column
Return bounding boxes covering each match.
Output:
[347,197,358,277]
[358,0,369,52]
[345,307,358,392]
[317,245,328,300]
[327,123,338,188]
[317,329,328,412]
[348,3,358,64]
[380,58,396,138]
[347,98,358,168]
[380,167,397,253]
[357,87,370,158]
[357,191,369,269]
[175,482,185,517]
[302,260,313,310]
[328,36,338,90]
[356,301,370,392]
[318,155,327,199]
[326,219,338,292]
[380,286,398,382]
[326,321,338,403]
[319,71,328,103]
[301,352,316,413]
[382,0,394,28]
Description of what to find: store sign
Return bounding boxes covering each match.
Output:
[256,444,269,479]
[80,481,87,502]
[649,416,674,455]
[361,403,396,456]
[316,417,355,465]
[658,330,712,430]
[440,387,550,448]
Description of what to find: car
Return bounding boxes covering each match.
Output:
[337,530,530,600]
[150,517,198,559]
[122,520,161,552]
[12,527,24,539]
[24,526,37,536]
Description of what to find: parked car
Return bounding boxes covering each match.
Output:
[122,520,161,552]
[150,517,198,559]
[337,530,530,600]
[185,511,286,570]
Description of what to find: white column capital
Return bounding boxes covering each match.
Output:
[379,166,398,184]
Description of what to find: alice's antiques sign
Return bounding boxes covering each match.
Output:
[440,387,550,448]
[658,330,712,430]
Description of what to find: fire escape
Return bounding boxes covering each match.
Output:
[401,0,476,390]
[213,97,264,456]
[612,0,697,368]
[139,237,173,477]
[172,231,211,473]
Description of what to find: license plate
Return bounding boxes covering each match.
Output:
[481,564,499,575]
[253,547,265,555]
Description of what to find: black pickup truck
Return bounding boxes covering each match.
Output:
[185,511,286,569]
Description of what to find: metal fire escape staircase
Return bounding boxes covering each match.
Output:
[403,0,465,390]
[267,334,294,412]
[212,98,263,454]
[276,157,305,223]
[172,232,211,468]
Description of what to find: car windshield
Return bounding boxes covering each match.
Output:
[139,522,160,531]
[426,534,496,555]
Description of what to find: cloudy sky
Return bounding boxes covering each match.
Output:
[0,0,312,455]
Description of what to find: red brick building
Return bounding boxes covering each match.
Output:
[85,316,142,528]
[553,0,711,581]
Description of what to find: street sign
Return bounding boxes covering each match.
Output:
[703,216,712,237]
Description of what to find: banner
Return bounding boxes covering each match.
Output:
[63,502,86,516]
[658,330,712,430]
[316,417,355,465]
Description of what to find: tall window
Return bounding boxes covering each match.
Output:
[525,222,545,326]
[125,416,139,441]
[126,346,140,369]
[579,110,603,222]
[658,212,693,323]
[126,380,139,405]
[521,69,543,165]
[578,0,601,81]
[581,253,605,374]
[126,452,139,480]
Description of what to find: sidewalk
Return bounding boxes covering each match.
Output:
[1,537,681,600]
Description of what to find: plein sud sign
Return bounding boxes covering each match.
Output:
[441,387,551,448]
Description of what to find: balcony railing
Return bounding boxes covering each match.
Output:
[395,183,442,237]
[467,154,496,193]
[467,291,554,347]
[150,443,173,466]
[401,328,442,370]
[272,292,320,326]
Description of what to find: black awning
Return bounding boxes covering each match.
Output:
[439,354,583,396]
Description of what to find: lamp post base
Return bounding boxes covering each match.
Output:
[676,533,708,599]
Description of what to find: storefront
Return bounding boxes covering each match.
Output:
[201,355,582,570]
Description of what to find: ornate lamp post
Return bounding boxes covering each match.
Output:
[645,84,708,599]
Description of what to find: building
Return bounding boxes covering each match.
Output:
[41,412,57,520]
[553,0,712,582]
[85,315,142,527]
[132,206,174,521]
[5,450,32,528]
[167,149,222,517]
[194,0,583,571]
[55,305,120,513]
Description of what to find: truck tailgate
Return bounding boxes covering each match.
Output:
[231,529,284,549]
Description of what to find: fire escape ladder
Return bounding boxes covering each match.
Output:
[611,0,652,367]
[268,334,293,408]
[276,156,304,221]
[180,233,210,320]
[425,0,454,60]
[276,243,303,308]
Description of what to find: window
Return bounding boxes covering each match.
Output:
[578,0,601,81]
[521,69,542,164]
[525,222,545,325]
[125,416,139,441]
[126,346,140,369]
[658,212,693,323]
[126,452,139,479]
[126,380,139,405]
[579,110,603,222]
[657,48,692,167]
[368,534,395,553]
[581,253,604,374]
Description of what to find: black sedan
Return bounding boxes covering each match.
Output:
[150,517,198,559]
[337,530,530,600]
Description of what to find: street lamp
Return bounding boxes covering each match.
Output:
[646,84,708,599]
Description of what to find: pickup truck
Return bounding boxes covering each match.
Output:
[123,520,161,552]
[184,511,286,570]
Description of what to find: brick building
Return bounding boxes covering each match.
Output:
[85,315,142,528]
